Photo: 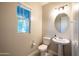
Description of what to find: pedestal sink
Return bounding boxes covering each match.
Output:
[52,37,70,56]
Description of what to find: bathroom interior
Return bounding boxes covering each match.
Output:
[0,2,79,56]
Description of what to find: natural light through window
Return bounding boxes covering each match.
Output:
[17,5,31,32]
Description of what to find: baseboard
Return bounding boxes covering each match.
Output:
[0,52,10,56]
[28,50,40,56]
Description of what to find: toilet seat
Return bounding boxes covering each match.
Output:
[38,44,48,51]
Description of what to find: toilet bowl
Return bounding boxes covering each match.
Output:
[38,44,47,52]
[38,37,51,56]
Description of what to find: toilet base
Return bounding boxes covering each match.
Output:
[40,52,47,56]
[40,52,52,56]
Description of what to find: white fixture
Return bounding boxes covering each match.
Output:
[52,37,70,45]
[52,37,70,56]
[38,37,51,56]
[38,44,48,52]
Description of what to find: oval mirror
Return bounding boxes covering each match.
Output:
[55,13,69,33]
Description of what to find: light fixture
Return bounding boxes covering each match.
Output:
[51,4,68,18]
[55,4,68,11]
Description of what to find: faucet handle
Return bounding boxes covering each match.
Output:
[55,35,56,37]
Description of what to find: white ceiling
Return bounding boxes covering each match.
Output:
[25,2,49,6]
[39,2,49,6]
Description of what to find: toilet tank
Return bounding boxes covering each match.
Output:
[43,37,51,45]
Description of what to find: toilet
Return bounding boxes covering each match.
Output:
[38,37,51,56]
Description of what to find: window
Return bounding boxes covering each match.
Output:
[17,5,31,32]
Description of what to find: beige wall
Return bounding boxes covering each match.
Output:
[0,2,42,56]
[42,2,72,55]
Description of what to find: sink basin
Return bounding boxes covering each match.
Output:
[52,37,70,45]
[52,37,70,55]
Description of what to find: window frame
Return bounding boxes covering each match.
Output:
[16,5,31,33]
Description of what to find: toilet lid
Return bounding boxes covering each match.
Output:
[38,44,48,51]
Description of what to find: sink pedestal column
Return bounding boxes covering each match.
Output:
[58,44,63,56]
